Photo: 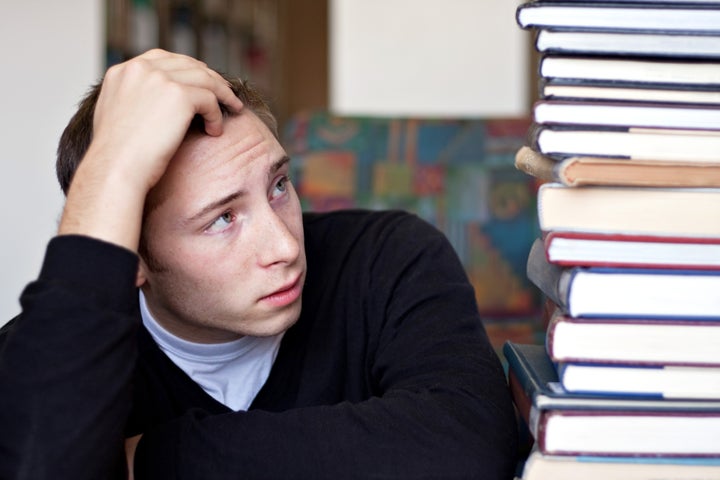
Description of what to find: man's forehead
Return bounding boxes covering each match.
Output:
[177,112,277,167]
[146,111,284,214]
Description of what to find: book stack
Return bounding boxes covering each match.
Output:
[508,1,720,478]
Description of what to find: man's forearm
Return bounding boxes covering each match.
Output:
[58,146,147,252]
[0,236,140,479]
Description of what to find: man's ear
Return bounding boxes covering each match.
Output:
[136,258,149,288]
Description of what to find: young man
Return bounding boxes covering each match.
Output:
[0,50,518,479]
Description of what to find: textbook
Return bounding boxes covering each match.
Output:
[520,447,720,480]
[536,183,720,237]
[539,56,720,87]
[530,127,720,163]
[541,230,720,269]
[517,2,720,33]
[548,0,720,3]
[515,146,720,188]
[504,342,720,457]
[557,362,720,399]
[526,238,720,319]
[541,82,720,105]
[534,100,720,130]
[546,309,720,367]
[535,29,720,58]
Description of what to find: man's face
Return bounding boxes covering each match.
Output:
[138,111,306,343]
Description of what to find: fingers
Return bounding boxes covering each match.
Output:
[160,67,244,125]
[187,85,226,136]
[89,49,247,192]
[119,49,244,133]
[141,50,243,108]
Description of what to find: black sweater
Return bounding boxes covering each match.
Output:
[1,210,518,479]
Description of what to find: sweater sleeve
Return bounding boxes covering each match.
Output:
[0,235,140,480]
[134,212,519,479]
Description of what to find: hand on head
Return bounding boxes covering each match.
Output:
[92,48,244,193]
[58,49,243,252]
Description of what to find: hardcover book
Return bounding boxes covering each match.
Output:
[557,361,720,399]
[546,310,720,367]
[534,100,720,131]
[542,229,720,269]
[517,2,720,33]
[520,447,720,480]
[536,183,720,237]
[541,82,720,105]
[515,146,720,189]
[539,56,720,87]
[530,126,720,163]
[535,29,720,58]
[541,0,720,3]
[504,342,720,457]
[526,237,720,319]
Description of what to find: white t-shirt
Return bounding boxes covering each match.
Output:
[139,291,283,411]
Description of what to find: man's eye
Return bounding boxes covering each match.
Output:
[206,211,234,233]
[271,176,290,200]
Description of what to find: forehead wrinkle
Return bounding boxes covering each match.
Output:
[160,113,283,228]
[184,156,284,228]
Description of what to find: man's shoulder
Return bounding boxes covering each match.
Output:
[302,209,448,265]
[302,209,436,238]
[303,208,402,224]
[0,316,17,343]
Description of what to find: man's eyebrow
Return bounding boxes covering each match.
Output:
[272,155,291,174]
[186,156,291,225]
[187,190,246,224]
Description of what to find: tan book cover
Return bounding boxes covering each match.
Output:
[515,146,720,188]
[536,182,720,237]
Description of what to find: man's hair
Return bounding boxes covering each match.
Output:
[56,74,278,195]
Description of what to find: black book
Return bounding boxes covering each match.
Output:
[529,124,720,162]
[534,99,720,130]
[535,29,720,58]
[539,55,720,88]
[517,2,720,34]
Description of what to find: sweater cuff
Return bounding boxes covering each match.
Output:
[39,235,140,314]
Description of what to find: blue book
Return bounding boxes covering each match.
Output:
[521,446,720,480]
[504,342,720,457]
[526,237,720,319]
[557,361,720,400]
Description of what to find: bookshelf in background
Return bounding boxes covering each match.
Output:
[106,0,279,93]
[105,0,329,129]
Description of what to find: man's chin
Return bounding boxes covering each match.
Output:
[244,304,302,337]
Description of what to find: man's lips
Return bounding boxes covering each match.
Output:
[260,274,303,307]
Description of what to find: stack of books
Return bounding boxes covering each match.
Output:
[508,1,720,478]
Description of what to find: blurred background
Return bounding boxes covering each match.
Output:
[0,0,541,350]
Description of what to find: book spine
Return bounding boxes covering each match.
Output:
[515,146,558,182]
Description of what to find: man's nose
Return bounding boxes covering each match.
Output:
[255,209,300,268]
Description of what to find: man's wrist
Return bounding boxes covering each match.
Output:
[58,158,147,253]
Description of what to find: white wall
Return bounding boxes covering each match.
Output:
[0,1,103,325]
[330,0,529,117]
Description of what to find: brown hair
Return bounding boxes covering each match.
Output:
[56,75,278,195]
